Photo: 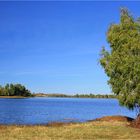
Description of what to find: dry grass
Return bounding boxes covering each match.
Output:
[0,120,140,140]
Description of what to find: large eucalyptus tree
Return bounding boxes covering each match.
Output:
[100,8,140,115]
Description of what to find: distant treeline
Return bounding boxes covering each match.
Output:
[74,94,116,98]
[0,83,116,98]
[35,93,116,98]
[0,83,32,97]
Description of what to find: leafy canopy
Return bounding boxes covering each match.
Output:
[100,8,140,111]
[0,83,32,97]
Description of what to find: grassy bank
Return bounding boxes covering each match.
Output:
[0,119,140,140]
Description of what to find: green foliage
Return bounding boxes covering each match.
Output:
[0,83,32,97]
[100,8,140,111]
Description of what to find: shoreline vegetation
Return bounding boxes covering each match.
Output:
[0,93,116,99]
[34,93,116,98]
[0,115,140,140]
[0,92,116,99]
[0,93,117,99]
[0,83,116,98]
[0,83,32,97]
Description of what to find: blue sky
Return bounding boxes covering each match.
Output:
[0,1,140,94]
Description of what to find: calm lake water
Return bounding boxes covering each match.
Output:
[0,97,135,125]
